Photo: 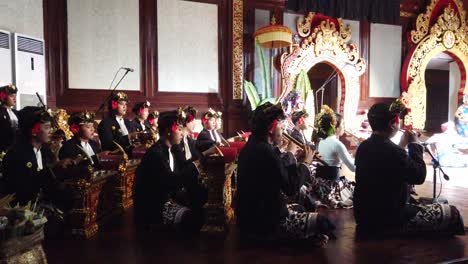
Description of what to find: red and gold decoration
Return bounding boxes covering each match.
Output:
[401,0,468,129]
[254,17,293,49]
[280,12,366,131]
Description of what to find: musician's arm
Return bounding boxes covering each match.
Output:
[335,140,356,172]
[268,147,306,197]
[399,143,426,185]
[98,121,116,151]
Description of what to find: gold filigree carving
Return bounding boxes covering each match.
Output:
[403,0,468,129]
[297,12,314,38]
[410,0,439,44]
[400,11,417,18]
[280,13,366,130]
[232,0,243,100]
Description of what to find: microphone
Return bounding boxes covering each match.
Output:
[443,173,450,181]
[121,67,134,72]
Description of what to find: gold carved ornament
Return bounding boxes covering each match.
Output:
[403,0,468,129]
[232,0,243,100]
[280,13,366,130]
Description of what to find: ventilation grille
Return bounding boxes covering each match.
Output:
[0,32,9,49]
[17,36,43,55]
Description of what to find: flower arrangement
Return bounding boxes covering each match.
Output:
[0,195,48,242]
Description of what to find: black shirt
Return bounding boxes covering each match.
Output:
[354,134,426,229]
[236,136,309,236]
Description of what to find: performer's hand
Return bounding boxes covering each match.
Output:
[299,145,315,164]
[286,140,298,154]
[57,158,74,169]
[302,145,316,164]
[280,138,289,151]
[399,130,419,148]
[406,130,419,144]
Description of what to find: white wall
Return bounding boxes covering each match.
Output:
[369,23,402,98]
[67,0,140,90]
[157,0,219,93]
[0,0,43,39]
[449,62,461,121]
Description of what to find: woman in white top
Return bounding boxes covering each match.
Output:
[316,112,356,174]
[301,105,355,209]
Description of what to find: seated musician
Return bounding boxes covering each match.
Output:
[0,85,19,153]
[178,106,216,161]
[129,101,151,133]
[59,111,100,165]
[290,111,312,146]
[354,102,465,236]
[97,92,132,156]
[196,109,224,152]
[314,105,355,180]
[2,107,72,205]
[214,110,227,145]
[134,111,207,233]
[148,110,159,132]
[236,102,335,243]
[178,106,198,161]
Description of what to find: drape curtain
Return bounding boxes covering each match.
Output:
[286,0,400,25]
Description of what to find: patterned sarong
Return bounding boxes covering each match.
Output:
[404,203,465,235]
[277,204,335,245]
[300,174,355,209]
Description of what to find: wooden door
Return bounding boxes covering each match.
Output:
[425,70,449,132]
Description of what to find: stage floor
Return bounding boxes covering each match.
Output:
[43,179,468,264]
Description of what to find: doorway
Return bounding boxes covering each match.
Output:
[424,52,460,132]
[308,63,339,112]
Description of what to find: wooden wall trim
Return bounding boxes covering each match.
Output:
[43,0,69,108]
[44,1,226,112]
[43,0,248,137]
[359,21,370,103]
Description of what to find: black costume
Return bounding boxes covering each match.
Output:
[0,107,18,152]
[134,140,206,231]
[59,137,101,165]
[196,129,216,152]
[3,142,56,205]
[97,116,132,154]
[0,84,19,153]
[290,127,309,145]
[128,119,151,133]
[236,136,333,240]
[354,134,464,235]
[196,129,225,152]
[178,135,201,162]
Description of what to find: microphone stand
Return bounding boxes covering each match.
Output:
[96,68,132,119]
[421,143,450,204]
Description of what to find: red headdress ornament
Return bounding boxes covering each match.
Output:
[31,122,42,135]
[70,123,80,134]
[111,100,118,110]
[269,120,278,133]
[187,114,194,123]
[171,122,178,133]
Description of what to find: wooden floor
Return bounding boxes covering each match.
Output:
[43,179,468,264]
